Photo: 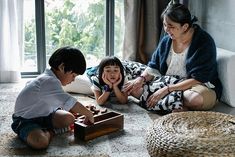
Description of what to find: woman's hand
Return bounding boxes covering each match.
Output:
[147,86,168,108]
[123,77,144,95]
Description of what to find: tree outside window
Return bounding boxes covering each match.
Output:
[23,0,124,73]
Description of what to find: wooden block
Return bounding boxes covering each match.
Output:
[74,111,124,141]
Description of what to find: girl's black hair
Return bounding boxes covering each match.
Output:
[98,56,125,89]
[49,46,86,75]
[161,3,198,27]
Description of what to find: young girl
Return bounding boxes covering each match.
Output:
[91,56,128,105]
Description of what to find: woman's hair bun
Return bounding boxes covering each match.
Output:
[191,15,198,23]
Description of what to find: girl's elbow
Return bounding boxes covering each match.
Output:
[97,100,106,106]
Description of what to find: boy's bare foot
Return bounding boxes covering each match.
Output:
[46,130,54,141]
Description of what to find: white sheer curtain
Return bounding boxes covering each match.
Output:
[0,0,23,83]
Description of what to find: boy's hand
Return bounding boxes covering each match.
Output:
[85,109,94,124]
[83,115,94,125]
[70,102,94,124]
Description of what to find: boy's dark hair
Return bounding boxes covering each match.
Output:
[49,46,86,75]
[98,56,125,89]
[161,3,198,27]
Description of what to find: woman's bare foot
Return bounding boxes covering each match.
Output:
[172,106,188,113]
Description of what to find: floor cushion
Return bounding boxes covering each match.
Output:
[63,74,93,95]
[217,48,235,107]
[146,111,235,157]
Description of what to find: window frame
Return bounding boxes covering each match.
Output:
[21,0,115,77]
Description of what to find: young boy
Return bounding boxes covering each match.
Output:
[11,46,94,149]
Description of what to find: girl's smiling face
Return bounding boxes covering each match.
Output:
[103,65,121,83]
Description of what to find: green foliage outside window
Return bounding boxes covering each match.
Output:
[24,0,124,69]
[24,0,106,59]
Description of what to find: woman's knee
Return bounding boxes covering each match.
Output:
[183,85,216,110]
[183,91,204,110]
[27,130,50,150]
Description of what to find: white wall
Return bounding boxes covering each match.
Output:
[189,0,235,52]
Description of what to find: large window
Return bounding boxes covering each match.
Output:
[22,0,37,72]
[22,0,124,76]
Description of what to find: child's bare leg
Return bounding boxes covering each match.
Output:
[52,110,75,128]
[27,129,51,149]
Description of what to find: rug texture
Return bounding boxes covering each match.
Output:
[0,81,159,157]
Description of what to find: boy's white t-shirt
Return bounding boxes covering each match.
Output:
[14,69,77,119]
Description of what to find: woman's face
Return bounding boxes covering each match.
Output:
[103,65,121,83]
[163,16,187,40]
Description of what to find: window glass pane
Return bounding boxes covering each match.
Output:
[114,0,124,59]
[22,0,37,72]
[44,0,105,68]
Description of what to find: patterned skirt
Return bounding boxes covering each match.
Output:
[139,75,183,112]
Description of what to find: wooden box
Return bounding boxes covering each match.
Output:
[74,111,124,141]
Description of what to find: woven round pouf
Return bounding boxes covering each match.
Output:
[146,111,235,157]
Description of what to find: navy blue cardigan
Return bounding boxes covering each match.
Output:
[148,24,222,99]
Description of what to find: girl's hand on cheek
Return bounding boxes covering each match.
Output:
[113,73,122,87]
[102,73,112,87]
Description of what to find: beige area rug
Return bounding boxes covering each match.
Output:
[0,81,160,157]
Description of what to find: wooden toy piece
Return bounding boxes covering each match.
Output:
[72,112,80,119]
[100,108,107,114]
[90,106,100,115]
[85,104,108,115]
[74,111,124,141]
[77,118,84,123]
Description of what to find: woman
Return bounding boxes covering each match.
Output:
[124,3,222,112]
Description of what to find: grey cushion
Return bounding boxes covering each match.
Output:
[217,48,235,107]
